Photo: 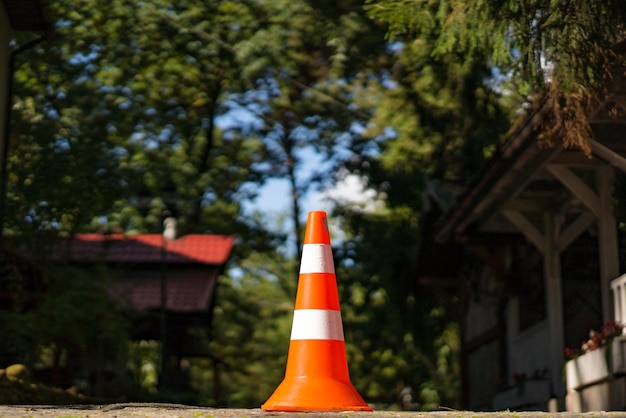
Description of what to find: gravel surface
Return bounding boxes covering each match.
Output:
[0,405,626,418]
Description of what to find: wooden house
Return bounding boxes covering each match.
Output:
[60,233,235,360]
[429,72,626,411]
[4,231,236,395]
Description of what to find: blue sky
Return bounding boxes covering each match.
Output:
[216,99,384,246]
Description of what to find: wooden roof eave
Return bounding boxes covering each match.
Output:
[590,138,626,174]
[3,0,50,34]
[435,96,555,244]
[435,99,626,246]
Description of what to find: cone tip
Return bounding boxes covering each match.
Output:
[304,211,331,245]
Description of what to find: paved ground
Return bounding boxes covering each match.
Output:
[0,404,625,418]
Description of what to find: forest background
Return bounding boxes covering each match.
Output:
[2,0,626,411]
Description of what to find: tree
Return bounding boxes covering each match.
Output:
[8,0,290,257]
[367,0,626,151]
[33,263,129,397]
[322,0,512,409]
[5,0,288,401]
[6,40,135,242]
[197,251,296,406]
[6,0,523,408]
[50,0,268,236]
[5,0,390,405]
[0,251,129,397]
[223,0,390,267]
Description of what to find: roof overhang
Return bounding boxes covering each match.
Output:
[436,89,626,244]
[436,97,557,243]
[3,0,49,33]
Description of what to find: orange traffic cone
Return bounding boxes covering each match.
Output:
[262,211,372,412]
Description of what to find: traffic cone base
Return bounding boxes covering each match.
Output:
[261,377,372,412]
[262,211,372,412]
[262,340,371,411]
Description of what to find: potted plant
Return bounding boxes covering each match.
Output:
[565,321,624,390]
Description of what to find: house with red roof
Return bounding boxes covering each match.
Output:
[53,232,235,391]
[62,232,235,348]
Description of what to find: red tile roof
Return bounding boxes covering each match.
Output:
[40,233,235,314]
[59,233,235,265]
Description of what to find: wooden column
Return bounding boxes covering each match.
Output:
[597,166,619,322]
[544,211,565,397]
[503,208,566,397]
[547,164,621,321]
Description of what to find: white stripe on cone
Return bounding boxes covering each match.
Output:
[299,244,335,274]
[290,309,344,341]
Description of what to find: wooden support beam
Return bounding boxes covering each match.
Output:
[545,165,600,217]
[556,212,596,253]
[502,210,545,252]
[590,139,626,174]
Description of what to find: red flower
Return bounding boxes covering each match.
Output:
[569,321,625,359]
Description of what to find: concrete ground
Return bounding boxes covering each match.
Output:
[0,404,624,418]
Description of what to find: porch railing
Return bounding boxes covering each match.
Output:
[611,273,626,333]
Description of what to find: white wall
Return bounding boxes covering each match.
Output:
[506,298,550,385]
